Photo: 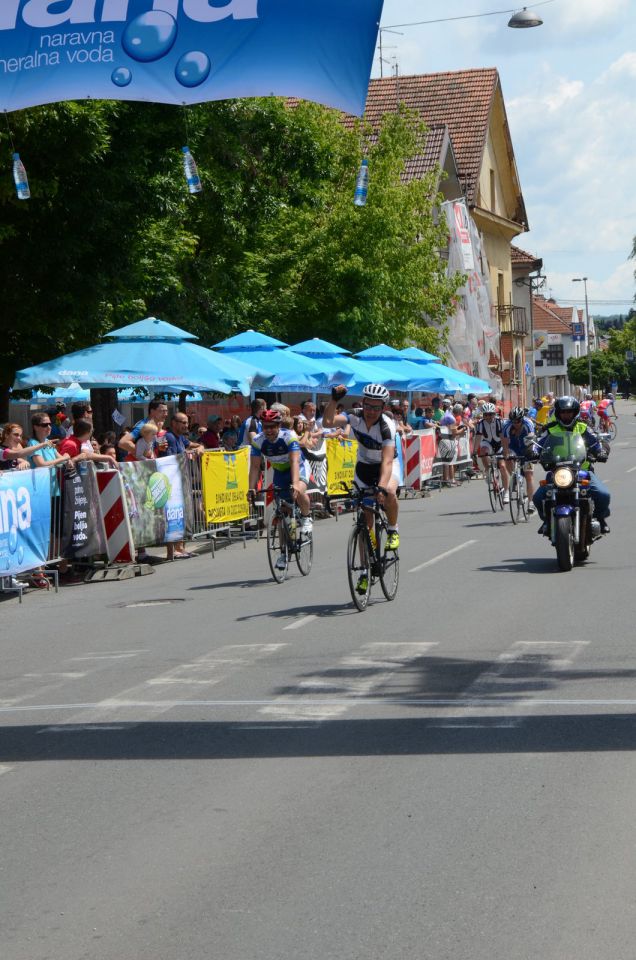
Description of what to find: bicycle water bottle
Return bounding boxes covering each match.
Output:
[182,146,202,194]
[288,515,297,540]
[353,158,368,207]
[12,153,30,200]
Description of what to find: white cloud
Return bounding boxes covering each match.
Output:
[553,0,631,35]
[549,261,635,313]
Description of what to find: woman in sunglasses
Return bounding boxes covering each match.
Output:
[0,422,54,471]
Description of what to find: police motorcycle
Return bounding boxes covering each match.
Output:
[534,431,603,572]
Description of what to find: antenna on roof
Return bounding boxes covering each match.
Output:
[377,27,403,79]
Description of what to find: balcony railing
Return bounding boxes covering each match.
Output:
[495,304,530,337]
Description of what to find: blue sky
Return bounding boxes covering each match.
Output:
[377,0,635,317]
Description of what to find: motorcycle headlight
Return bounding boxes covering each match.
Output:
[553,467,575,488]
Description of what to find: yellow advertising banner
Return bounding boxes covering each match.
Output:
[201,447,250,524]
[326,437,358,496]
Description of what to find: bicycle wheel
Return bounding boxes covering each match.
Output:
[266,513,288,583]
[606,420,617,441]
[296,527,313,576]
[376,524,400,601]
[494,465,505,509]
[518,475,528,522]
[347,524,372,612]
[487,466,498,512]
[508,471,519,524]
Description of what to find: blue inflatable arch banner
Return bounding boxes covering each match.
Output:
[0,0,384,116]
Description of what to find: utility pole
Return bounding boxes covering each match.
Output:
[573,277,593,392]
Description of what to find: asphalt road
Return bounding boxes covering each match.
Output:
[2,403,636,960]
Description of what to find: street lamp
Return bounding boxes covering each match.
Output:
[508,7,544,28]
[572,277,594,392]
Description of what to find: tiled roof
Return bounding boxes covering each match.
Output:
[511,244,541,268]
[545,300,576,323]
[404,123,450,180]
[362,69,499,205]
[533,297,573,334]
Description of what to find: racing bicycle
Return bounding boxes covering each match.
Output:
[485,454,505,512]
[344,484,399,612]
[507,456,529,524]
[265,488,313,583]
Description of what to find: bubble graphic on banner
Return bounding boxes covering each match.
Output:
[17,546,24,565]
[175,51,211,88]
[8,527,18,554]
[122,11,178,63]
[112,67,133,87]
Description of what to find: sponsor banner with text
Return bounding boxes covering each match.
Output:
[326,437,358,496]
[0,466,51,576]
[1,0,383,116]
[201,447,249,524]
[120,454,192,546]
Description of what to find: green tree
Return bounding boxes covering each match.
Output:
[234,107,460,352]
[0,100,196,418]
[567,352,627,391]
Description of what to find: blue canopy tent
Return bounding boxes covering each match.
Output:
[286,338,404,395]
[11,383,203,405]
[14,318,257,396]
[398,349,491,395]
[400,346,441,363]
[212,330,350,392]
[354,344,440,391]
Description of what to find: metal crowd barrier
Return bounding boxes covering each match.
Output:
[187,456,262,556]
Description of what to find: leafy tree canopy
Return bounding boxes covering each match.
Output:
[1,97,461,415]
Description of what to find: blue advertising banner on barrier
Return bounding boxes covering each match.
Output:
[0,1,384,116]
[0,467,51,577]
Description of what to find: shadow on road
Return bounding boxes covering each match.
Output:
[477,556,557,574]
[237,602,355,622]
[2,713,636,762]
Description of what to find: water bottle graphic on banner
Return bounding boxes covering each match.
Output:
[12,153,30,200]
[353,158,368,207]
[182,146,202,194]
[155,458,185,542]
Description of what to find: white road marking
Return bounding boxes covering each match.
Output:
[626,466,636,474]
[284,615,318,631]
[614,441,630,447]
[433,640,589,729]
[260,642,438,722]
[1,696,636,715]
[0,764,13,776]
[39,724,128,734]
[33,643,288,725]
[409,540,477,574]
[70,653,142,661]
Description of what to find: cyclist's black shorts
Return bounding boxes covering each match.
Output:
[354,462,381,487]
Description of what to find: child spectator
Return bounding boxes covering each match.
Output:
[135,421,158,460]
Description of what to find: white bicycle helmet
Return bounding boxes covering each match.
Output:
[362,383,390,403]
[481,402,496,414]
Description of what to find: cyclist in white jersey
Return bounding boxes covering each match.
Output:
[475,402,510,502]
[322,383,400,549]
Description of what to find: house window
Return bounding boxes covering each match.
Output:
[490,168,496,213]
[497,273,505,308]
[541,345,564,366]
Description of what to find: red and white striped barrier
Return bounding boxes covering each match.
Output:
[96,470,136,564]
[405,436,423,490]
[404,430,437,489]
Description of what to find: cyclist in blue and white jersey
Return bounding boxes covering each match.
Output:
[475,401,511,502]
[248,409,312,562]
[501,406,537,513]
[322,383,400,550]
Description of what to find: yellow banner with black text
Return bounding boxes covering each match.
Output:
[201,448,250,524]
[326,437,358,496]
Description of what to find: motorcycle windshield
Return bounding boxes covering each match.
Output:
[540,432,587,469]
